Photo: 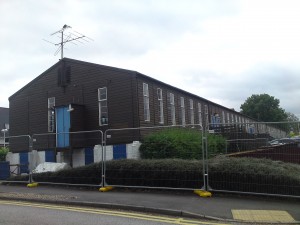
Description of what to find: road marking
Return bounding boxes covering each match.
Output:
[0,200,229,225]
[232,210,295,223]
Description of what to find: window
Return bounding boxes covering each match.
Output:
[180,97,186,125]
[211,113,220,127]
[157,88,164,124]
[169,93,176,125]
[143,83,150,121]
[98,87,108,126]
[222,111,225,124]
[189,99,194,125]
[48,97,55,132]
[197,103,202,126]
[231,114,234,123]
[227,112,230,124]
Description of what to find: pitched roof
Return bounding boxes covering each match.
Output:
[8,58,249,119]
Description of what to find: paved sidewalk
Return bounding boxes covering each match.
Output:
[0,183,299,223]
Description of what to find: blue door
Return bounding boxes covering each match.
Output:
[56,106,70,148]
[19,152,29,174]
[113,144,126,160]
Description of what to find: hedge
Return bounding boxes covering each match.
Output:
[8,157,300,195]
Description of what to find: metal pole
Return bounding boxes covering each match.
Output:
[3,131,5,147]
[61,29,64,59]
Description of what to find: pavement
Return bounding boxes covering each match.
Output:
[0,183,300,224]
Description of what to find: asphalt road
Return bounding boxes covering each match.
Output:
[0,200,230,225]
[1,185,300,221]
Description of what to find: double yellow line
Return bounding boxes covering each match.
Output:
[0,200,229,225]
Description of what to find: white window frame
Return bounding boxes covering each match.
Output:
[98,87,108,126]
[197,103,202,126]
[157,88,164,124]
[222,111,225,124]
[180,97,186,125]
[170,93,176,125]
[48,97,55,132]
[227,112,230,124]
[143,83,150,122]
[189,99,194,125]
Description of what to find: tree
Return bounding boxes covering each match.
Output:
[285,112,299,122]
[240,94,287,122]
[285,112,299,136]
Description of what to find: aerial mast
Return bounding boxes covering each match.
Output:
[44,24,93,59]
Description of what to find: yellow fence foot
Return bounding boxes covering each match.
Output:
[27,183,39,188]
[194,189,212,197]
[99,186,114,192]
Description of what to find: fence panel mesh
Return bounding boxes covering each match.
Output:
[206,122,300,196]
[104,125,205,190]
[30,130,103,186]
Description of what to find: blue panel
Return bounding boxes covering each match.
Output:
[56,106,70,147]
[0,161,10,180]
[85,147,94,165]
[45,149,55,162]
[56,107,64,147]
[113,144,127,160]
[63,107,70,146]
[19,152,29,174]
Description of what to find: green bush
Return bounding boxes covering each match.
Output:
[0,147,9,161]
[207,134,227,157]
[139,128,226,159]
[139,128,202,159]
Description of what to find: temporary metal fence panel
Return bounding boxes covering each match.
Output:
[103,124,205,190]
[205,121,300,197]
[31,130,103,187]
[2,134,32,183]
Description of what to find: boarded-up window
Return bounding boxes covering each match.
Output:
[57,64,71,87]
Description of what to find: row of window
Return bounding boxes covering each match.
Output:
[143,83,207,126]
[142,83,253,127]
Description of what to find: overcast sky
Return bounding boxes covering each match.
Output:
[1,0,300,118]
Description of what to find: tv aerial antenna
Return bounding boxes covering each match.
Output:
[43,24,93,59]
